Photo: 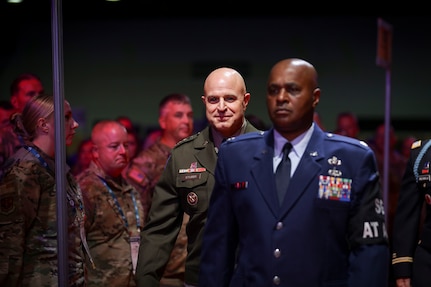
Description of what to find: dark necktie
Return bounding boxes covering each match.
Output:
[276,142,292,205]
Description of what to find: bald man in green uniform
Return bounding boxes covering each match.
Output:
[135,67,260,287]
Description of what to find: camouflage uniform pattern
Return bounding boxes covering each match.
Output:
[0,145,86,287]
[77,161,145,287]
[126,140,171,222]
[126,140,188,286]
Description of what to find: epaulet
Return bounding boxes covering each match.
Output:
[325,132,369,148]
[226,131,265,143]
[175,132,200,148]
[411,140,422,150]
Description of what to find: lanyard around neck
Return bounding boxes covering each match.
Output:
[24,145,50,171]
[97,176,141,232]
[24,144,95,266]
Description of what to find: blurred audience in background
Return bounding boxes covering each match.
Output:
[116,115,137,132]
[334,111,360,139]
[9,73,44,114]
[116,115,142,160]
[400,135,417,162]
[141,128,162,151]
[0,73,44,178]
[125,127,141,162]
[70,138,93,176]
[313,111,325,130]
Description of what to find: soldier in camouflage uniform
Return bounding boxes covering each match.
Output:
[0,73,44,180]
[135,67,259,287]
[77,120,145,287]
[125,93,194,287]
[0,94,87,287]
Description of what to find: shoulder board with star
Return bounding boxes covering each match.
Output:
[324,132,369,149]
[174,132,200,148]
[226,130,265,144]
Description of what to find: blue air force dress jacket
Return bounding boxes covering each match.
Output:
[199,126,389,287]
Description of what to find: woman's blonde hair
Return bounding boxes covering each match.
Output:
[11,94,54,142]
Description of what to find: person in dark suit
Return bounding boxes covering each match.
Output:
[199,58,389,287]
[392,138,431,287]
[135,67,259,287]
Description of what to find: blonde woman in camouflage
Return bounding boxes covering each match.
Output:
[0,94,88,286]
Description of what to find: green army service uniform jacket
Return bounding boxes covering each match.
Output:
[136,120,259,287]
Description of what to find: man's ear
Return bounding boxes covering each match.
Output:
[92,145,99,159]
[158,116,166,130]
[312,88,321,108]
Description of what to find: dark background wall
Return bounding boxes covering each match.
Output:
[1,2,430,148]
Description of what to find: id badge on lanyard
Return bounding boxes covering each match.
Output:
[130,236,140,274]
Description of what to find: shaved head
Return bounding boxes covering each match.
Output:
[91,120,129,177]
[204,67,247,95]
